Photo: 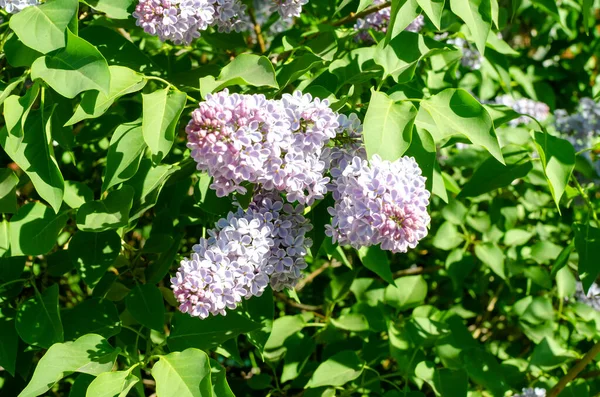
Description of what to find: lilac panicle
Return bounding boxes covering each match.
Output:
[513,388,546,397]
[326,155,431,253]
[186,89,340,205]
[171,192,312,319]
[0,0,38,13]
[494,95,549,126]
[270,0,309,19]
[354,0,424,42]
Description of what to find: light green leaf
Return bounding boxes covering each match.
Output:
[406,127,436,193]
[125,284,165,331]
[574,222,600,293]
[9,0,78,54]
[199,54,278,98]
[0,168,19,213]
[556,266,576,300]
[19,334,119,397]
[449,0,492,55]
[102,121,146,192]
[384,275,428,310]
[32,30,110,99]
[363,90,416,161]
[142,88,187,164]
[306,350,365,388]
[16,284,63,348]
[125,159,177,221]
[63,180,94,209]
[152,349,212,397]
[264,314,307,354]
[69,230,122,288]
[417,89,504,163]
[4,82,39,138]
[0,76,25,107]
[386,0,420,42]
[76,186,134,232]
[83,0,134,19]
[357,245,394,284]
[86,368,139,397]
[474,242,506,280]
[0,110,64,213]
[9,202,69,256]
[331,313,370,332]
[66,66,146,126]
[416,0,444,29]
[533,131,575,211]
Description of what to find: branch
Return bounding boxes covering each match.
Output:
[296,262,330,292]
[274,291,323,313]
[247,7,266,53]
[392,265,441,279]
[332,1,392,27]
[548,341,600,397]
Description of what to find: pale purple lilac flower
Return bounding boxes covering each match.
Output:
[514,388,546,397]
[574,281,600,311]
[447,37,483,70]
[171,192,312,318]
[0,0,38,13]
[186,89,341,205]
[354,0,424,42]
[494,95,549,126]
[326,155,431,253]
[270,0,308,19]
[133,0,250,44]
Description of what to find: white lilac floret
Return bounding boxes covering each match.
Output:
[0,0,38,13]
[186,89,341,205]
[354,0,424,42]
[494,95,550,126]
[171,192,312,318]
[326,155,431,253]
[574,281,600,311]
[270,0,308,19]
[133,0,250,44]
[447,37,483,71]
[514,388,546,397]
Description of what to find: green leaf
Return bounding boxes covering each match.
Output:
[449,0,492,55]
[474,242,506,280]
[142,88,187,164]
[9,0,78,54]
[551,241,574,276]
[458,148,532,198]
[32,30,110,99]
[406,128,436,192]
[244,287,274,354]
[84,0,134,19]
[418,89,503,163]
[19,334,119,397]
[76,186,135,232]
[16,284,63,348]
[66,66,146,125]
[69,230,122,288]
[530,337,577,370]
[384,275,428,310]
[63,180,94,209]
[357,245,394,284]
[4,82,39,138]
[211,360,235,397]
[102,121,146,192]
[583,0,593,32]
[386,0,420,42]
[0,76,25,107]
[86,368,139,397]
[5,34,43,67]
[168,311,261,351]
[277,52,323,88]
[199,54,278,98]
[331,313,370,332]
[533,131,576,210]
[416,362,468,397]
[9,202,69,256]
[460,348,510,396]
[0,318,18,377]
[306,350,365,388]
[556,266,576,300]
[363,90,416,161]
[574,222,600,293]
[530,0,560,21]
[0,110,65,213]
[416,0,444,29]
[125,284,165,331]
[264,314,307,354]
[125,159,177,220]
[0,168,19,213]
[62,298,121,341]
[152,349,212,397]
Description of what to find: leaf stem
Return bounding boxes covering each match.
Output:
[571,174,599,224]
[548,341,600,397]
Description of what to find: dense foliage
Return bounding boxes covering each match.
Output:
[0,0,600,396]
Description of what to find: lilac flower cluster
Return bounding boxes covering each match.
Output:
[447,37,483,70]
[186,89,340,205]
[574,281,600,311]
[171,192,312,319]
[0,0,38,13]
[270,0,309,19]
[513,388,546,397]
[494,95,550,126]
[326,155,431,253]
[354,0,424,42]
[133,0,250,44]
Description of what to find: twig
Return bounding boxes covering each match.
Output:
[392,265,441,279]
[472,284,504,339]
[332,1,392,26]
[572,175,599,224]
[548,341,600,397]
[296,262,330,291]
[274,291,323,313]
[578,369,600,379]
[248,7,266,53]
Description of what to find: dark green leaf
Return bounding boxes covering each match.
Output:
[574,222,600,293]
[357,245,394,284]
[9,202,69,256]
[62,298,121,341]
[102,121,147,192]
[69,230,122,288]
[76,186,135,232]
[16,284,63,348]
[125,284,165,331]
